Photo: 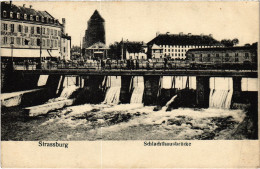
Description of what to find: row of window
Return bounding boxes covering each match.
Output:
[2,23,60,36]
[191,53,249,58]
[164,49,188,52]
[160,45,219,49]
[2,11,59,24]
[2,36,60,48]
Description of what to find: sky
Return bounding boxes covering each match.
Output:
[14,1,259,47]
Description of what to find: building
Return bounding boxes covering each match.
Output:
[85,42,109,59]
[82,10,106,59]
[1,2,71,62]
[186,44,258,65]
[147,32,223,60]
[121,41,147,60]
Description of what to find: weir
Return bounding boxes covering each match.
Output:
[2,69,255,109]
[130,76,144,104]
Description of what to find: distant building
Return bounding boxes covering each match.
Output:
[1,2,71,61]
[82,10,106,59]
[147,32,223,59]
[121,41,147,60]
[186,44,257,64]
[86,42,109,59]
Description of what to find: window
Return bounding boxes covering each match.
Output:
[54,30,57,36]
[47,39,50,46]
[16,37,21,45]
[47,28,49,35]
[43,39,45,46]
[3,11,7,17]
[51,29,53,35]
[31,26,34,34]
[3,37,8,44]
[31,38,34,46]
[30,15,33,21]
[10,12,13,18]
[3,23,8,31]
[165,49,166,52]
[235,53,238,57]
[18,25,22,32]
[58,41,60,47]
[11,24,14,32]
[192,54,195,61]
[10,37,14,44]
[168,49,170,52]
[24,14,27,20]
[37,39,41,46]
[58,31,61,36]
[235,57,239,62]
[207,54,211,62]
[245,53,249,59]
[178,49,180,52]
[25,26,28,33]
[37,27,40,34]
[216,54,219,57]
[172,49,174,52]
[24,39,29,45]
[55,40,57,47]
[17,13,20,19]
[36,16,39,21]
[42,28,45,34]
[199,54,203,62]
[225,53,229,62]
[175,49,177,52]
[64,47,66,52]
[41,17,44,22]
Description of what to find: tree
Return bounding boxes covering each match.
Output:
[221,38,239,47]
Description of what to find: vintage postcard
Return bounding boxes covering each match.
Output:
[1,1,259,168]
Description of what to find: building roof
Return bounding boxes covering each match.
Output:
[187,45,257,52]
[147,33,222,46]
[89,10,105,22]
[86,42,109,50]
[151,44,163,50]
[1,2,62,26]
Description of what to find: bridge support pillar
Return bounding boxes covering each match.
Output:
[120,76,132,103]
[46,75,61,98]
[143,76,160,105]
[82,75,105,104]
[196,76,210,108]
[233,77,242,102]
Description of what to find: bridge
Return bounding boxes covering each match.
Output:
[15,69,257,77]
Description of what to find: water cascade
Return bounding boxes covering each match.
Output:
[209,89,233,109]
[130,76,144,104]
[209,77,233,109]
[60,85,79,98]
[103,76,121,104]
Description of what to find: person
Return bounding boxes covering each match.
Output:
[130,59,134,70]
[25,60,29,70]
[135,59,139,70]
[126,59,130,70]
[164,57,168,69]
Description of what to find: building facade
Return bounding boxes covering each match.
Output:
[121,41,147,60]
[1,2,71,61]
[147,32,223,60]
[186,44,258,65]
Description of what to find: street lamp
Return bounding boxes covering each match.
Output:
[10,41,14,69]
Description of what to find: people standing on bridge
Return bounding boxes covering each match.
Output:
[164,57,168,70]
[130,59,134,70]
[25,60,29,70]
[126,59,130,70]
[135,59,139,70]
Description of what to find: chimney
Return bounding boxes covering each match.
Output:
[62,18,66,34]
[179,32,183,35]
[23,4,25,7]
[188,33,192,36]
[156,32,160,37]
[29,5,32,8]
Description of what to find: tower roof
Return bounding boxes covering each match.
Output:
[90,10,105,22]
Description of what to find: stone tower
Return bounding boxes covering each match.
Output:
[83,10,105,48]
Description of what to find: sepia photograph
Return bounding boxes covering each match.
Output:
[1,1,258,142]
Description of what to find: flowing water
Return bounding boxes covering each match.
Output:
[130,76,144,104]
[1,77,257,140]
[103,76,121,104]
